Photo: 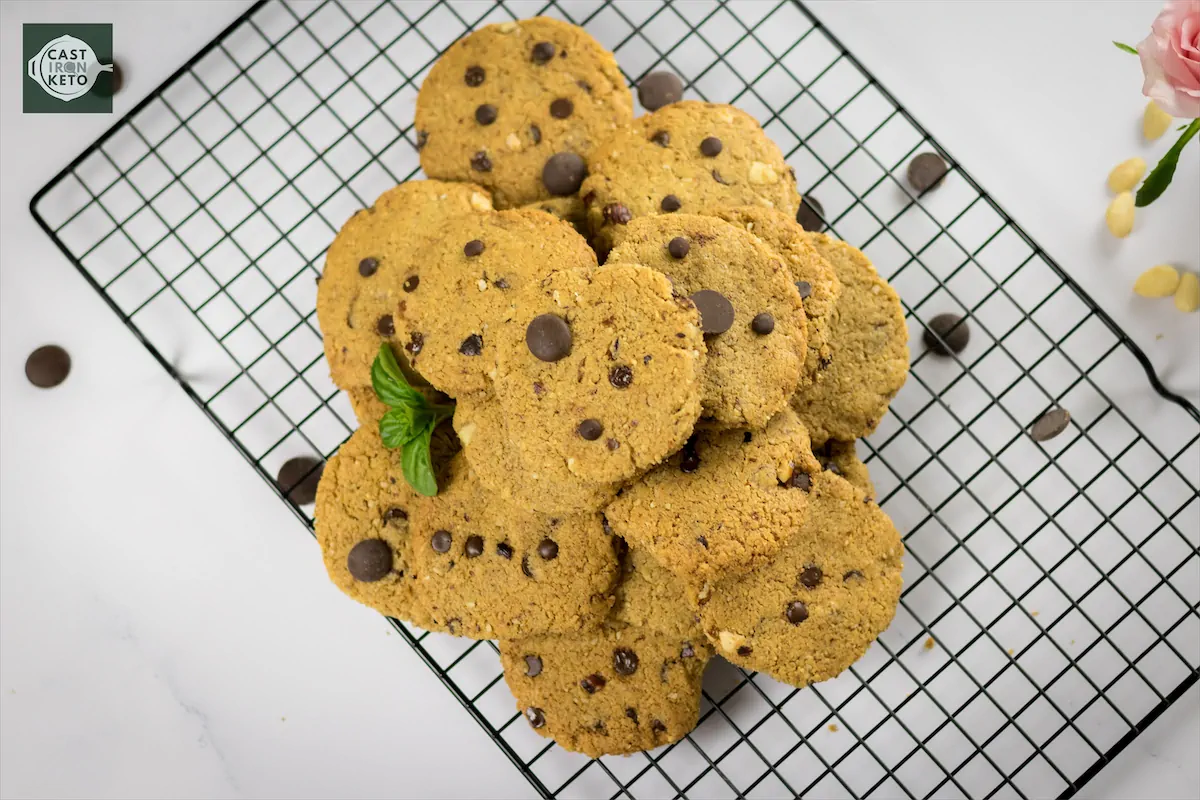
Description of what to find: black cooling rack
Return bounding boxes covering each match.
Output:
[30,1,1200,798]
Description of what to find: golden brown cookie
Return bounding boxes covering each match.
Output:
[607,214,806,429]
[415,17,633,209]
[395,209,596,396]
[705,206,841,384]
[791,234,909,441]
[580,101,800,254]
[317,180,492,391]
[700,472,903,688]
[605,408,822,603]
[493,264,706,485]
[610,540,703,640]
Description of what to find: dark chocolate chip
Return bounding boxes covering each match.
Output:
[497,542,514,559]
[458,334,483,356]
[667,236,690,259]
[24,345,70,388]
[751,312,775,335]
[795,280,812,299]
[521,555,533,577]
[680,437,701,473]
[465,535,484,558]
[464,65,485,86]
[660,194,682,212]
[525,707,545,728]
[843,569,865,583]
[403,275,419,292]
[474,104,498,125]
[524,655,543,677]
[643,354,652,364]
[681,642,695,659]
[606,438,620,451]
[531,41,556,64]
[744,432,753,443]
[358,257,379,277]
[923,313,970,355]
[613,648,639,676]
[697,535,708,549]
[908,152,949,192]
[625,708,639,724]
[578,419,604,440]
[651,720,667,735]
[637,71,683,110]
[384,506,408,523]
[92,61,123,97]
[529,124,541,144]
[737,645,753,656]
[276,456,323,505]
[1029,408,1071,442]
[526,314,572,362]
[700,136,722,157]
[577,79,592,93]
[463,239,485,257]
[603,203,632,225]
[532,381,546,396]
[376,315,395,336]
[346,539,392,582]
[415,130,428,150]
[799,563,822,589]
[406,332,424,355]
[431,530,452,553]
[493,277,510,290]
[786,600,809,624]
[785,469,812,491]
[580,674,606,693]
[796,197,825,232]
[711,169,729,185]
[689,290,734,335]
[470,151,492,172]
[609,365,633,388]
[650,129,670,147]
[550,98,573,119]
[582,191,595,208]
[538,539,559,560]
[542,152,587,196]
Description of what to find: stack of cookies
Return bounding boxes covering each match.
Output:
[313,17,909,759]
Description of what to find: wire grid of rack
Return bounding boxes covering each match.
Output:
[29,1,1200,797]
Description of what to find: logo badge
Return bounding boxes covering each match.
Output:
[23,24,115,114]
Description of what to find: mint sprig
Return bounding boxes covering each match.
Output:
[371,344,453,496]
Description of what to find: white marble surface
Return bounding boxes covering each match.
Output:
[0,2,1196,799]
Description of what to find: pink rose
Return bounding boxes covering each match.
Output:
[1138,0,1200,118]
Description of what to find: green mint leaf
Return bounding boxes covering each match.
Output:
[1112,41,1138,55]
[1136,120,1200,207]
[371,344,424,408]
[401,425,438,496]
[379,406,419,449]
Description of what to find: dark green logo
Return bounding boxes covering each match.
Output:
[23,24,114,114]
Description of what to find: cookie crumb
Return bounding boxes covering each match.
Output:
[828,723,839,733]
[923,636,935,651]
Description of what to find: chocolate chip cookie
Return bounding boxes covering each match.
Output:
[492,264,706,485]
[396,209,597,397]
[607,214,806,429]
[610,540,703,641]
[415,17,633,209]
[790,234,909,441]
[605,408,822,603]
[409,454,618,638]
[580,101,800,253]
[706,205,841,385]
[700,472,903,687]
[317,180,493,392]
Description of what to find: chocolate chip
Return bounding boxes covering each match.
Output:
[431,530,452,553]
[550,98,573,119]
[606,438,620,451]
[376,315,395,336]
[603,203,632,225]
[538,539,559,560]
[521,555,533,577]
[795,280,812,299]
[531,41,556,63]
[697,535,708,549]
[384,507,408,524]
[650,129,670,147]
[711,169,729,185]
[700,136,722,157]
[609,365,633,388]
[92,60,123,97]
[581,674,606,693]
[470,151,492,172]
[464,65,485,86]
[524,655,543,677]
[667,237,690,259]
[923,313,970,355]
[458,334,483,356]
[651,720,667,735]
[474,104,497,125]
[497,542,514,559]
[799,563,822,589]
[403,275,419,292]
[680,437,700,473]
[465,535,484,558]
[526,314,572,362]
[577,79,592,93]
[787,470,812,491]
[532,381,546,396]
[525,707,545,728]
[542,152,587,196]
[24,345,70,388]
[493,277,510,289]
[908,152,949,192]
[681,642,696,659]
[689,290,734,335]
[406,332,424,355]
[1029,408,1071,442]
[744,432,753,443]
[625,708,639,724]
[843,569,865,583]
[463,239,485,257]
[660,194,681,212]
[637,71,683,110]
[346,539,391,582]
[737,645,753,656]
[415,130,428,150]
[358,257,379,277]
[613,648,639,676]
[796,197,825,232]
[578,419,604,440]
[529,124,541,144]
[786,600,809,624]
[276,456,323,504]
[643,354,652,364]
[751,312,775,335]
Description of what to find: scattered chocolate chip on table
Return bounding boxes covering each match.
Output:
[276,456,324,505]
[907,151,949,193]
[25,345,71,388]
[923,313,970,356]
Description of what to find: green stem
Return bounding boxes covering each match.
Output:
[1136,120,1200,207]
